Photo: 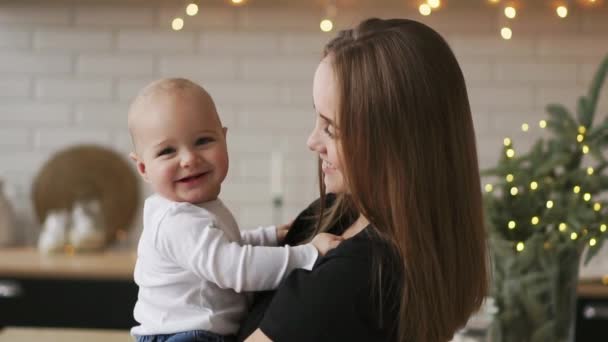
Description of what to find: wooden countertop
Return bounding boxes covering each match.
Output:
[0,247,136,280]
[0,327,131,342]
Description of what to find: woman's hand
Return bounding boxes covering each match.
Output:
[311,232,344,256]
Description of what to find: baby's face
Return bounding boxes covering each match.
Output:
[130,91,229,204]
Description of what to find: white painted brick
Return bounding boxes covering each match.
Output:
[74,102,129,127]
[75,6,156,27]
[449,35,536,58]
[235,204,273,227]
[116,78,159,101]
[34,29,113,51]
[489,109,553,142]
[235,106,313,131]
[227,131,282,153]
[279,83,314,106]
[159,6,237,30]
[0,5,70,25]
[0,128,29,147]
[117,30,195,52]
[535,86,588,108]
[35,78,113,100]
[0,77,31,98]
[159,56,237,79]
[237,8,320,31]
[110,132,135,157]
[417,9,494,35]
[581,12,608,34]
[0,103,71,125]
[508,11,582,35]
[459,60,493,83]
[579,60,607,84]
[203,82,281,106]
[0,151,48,175]
[468,86,536,108]
[240,57,317,81]
[279,32,330,56]
[199,32,280,55]
[77,55,156,76]
[0,28,31,49]
[538,36,608,57]
[494,62,578,83]
[33,128,112,150]
[222,181,270,204]
[0,53,71,74]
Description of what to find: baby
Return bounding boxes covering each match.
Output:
[127,78,342,342]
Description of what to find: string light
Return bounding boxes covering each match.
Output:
[530,181,538,190]
[503,137,512,146]
[231,0,245,4]
[516,242,525,252]
[506,174,514,182]
[577,134,585,142]
[587,167,594,175]
[546,200,554,208]
[427,0,441,9]
[186,3,199,16]
[506,148,515,158]
[419,3,432,16]
[504,6,517,19]
[521,123,529,132]
[531,216,540,225]
[584,193,592,201]
[594,203,601,211]
[485,184,494,192]
[508,221,516,229]
[510,187,519,196]
[559,223,568,232]
[557,5,568,18]
[590,238,597,246]
[320,19,333,32]
[583,145,590,154]
[172,17,184,31]
[601,224,607,232]
[501,27,512,40]
[571,232,578,240]
[573,185,581,194]
[579,126,587,134]
[539,120,547,128]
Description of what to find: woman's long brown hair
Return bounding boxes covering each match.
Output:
[313,18,488,342]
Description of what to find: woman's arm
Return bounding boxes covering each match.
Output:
[245,329,272,342]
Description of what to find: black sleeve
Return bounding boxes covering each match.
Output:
[259,254,371,342]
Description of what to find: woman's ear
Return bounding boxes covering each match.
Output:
[129,152,150,183]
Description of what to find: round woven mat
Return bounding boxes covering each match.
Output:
[32,145,140,243]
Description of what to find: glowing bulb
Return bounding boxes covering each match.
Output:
[506,148,515,158]
[559,223,567,232]
[503,137,512,146]
[579,126,587,134]
[546,200,554,209]
[501,27,512,40]
[186,3,199,16]
[587,167,594,175]
[590,238,597,246]
[508,221,516,229]
[583,145,590,154]
[557,6,568,18]
[516,242,525,252]
[601,224,607,232]
[427,0,441,9]
[485,184,494,192]
[419,4,432,16]
[577,134,585,142]
[530,181,538,190]
[320,19,333,32]
[584,193,592,201]
[539,120,547,128]
[573,186,581,194]
[594,203,601,211]
[488,0,500,3]
[571,232,578,240]
[521,123,529,132]
[231,0,244,4]
[506,174,514,182]
[504,6,517,19]
[531,216,540,225]
[510,187,518,196]
[172,17,184,31]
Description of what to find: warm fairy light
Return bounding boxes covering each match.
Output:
[557,6,568,18]
[427,0,441,9]
[503,137,512,146]
[419,4,432,16]
[231,0,244,4]
[501,27,512,40]
[186,3,199,16]
[577,134,585,142]
[485,184,494,192]
[506,148,515,158]
[594,203,601,211]
[531,216,540,225]
[584,193,592,201]
[506,174,514,182]
[516,242,525,252]
[573,185,581,193]
[579,126,587,134]
[508,221,516,229]
[510,187,519,196]
[587,167,594,175]
[546,200,554,209]
[590,238,597,246]
[530,181,538,190]
[583,145,590,154]
[559,223,568,232]
[320,19,334,32]
[172,17,184,31]
[571,232,578,240]
[504,6,517,19]
[539,120,547,128]
[601,224,607,232]
[521,123,529,132]
[488,0,501,3]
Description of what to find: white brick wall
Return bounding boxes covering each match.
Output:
[0,1,607,247]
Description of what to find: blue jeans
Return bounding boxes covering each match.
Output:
[136,330,235,342]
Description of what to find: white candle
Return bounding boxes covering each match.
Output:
[270,151,283,197]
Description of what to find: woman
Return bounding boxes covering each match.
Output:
[239,18,488,342]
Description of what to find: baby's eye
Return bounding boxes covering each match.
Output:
[157,147,175,157]
[196,137,214,145]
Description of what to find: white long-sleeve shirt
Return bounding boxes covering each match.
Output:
[131,195,318,336]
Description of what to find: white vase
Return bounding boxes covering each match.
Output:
[0,180,16,247]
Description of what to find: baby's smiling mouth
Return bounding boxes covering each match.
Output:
[177,172,208,183]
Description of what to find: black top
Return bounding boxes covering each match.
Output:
[237,196,402,342]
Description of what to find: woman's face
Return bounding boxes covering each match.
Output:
[307,57,346,194]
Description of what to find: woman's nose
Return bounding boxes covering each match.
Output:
[306,127,325,153]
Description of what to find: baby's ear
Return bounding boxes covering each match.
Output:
[129,152,149,183]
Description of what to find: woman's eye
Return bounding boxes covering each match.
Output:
[157,147,175,157]
[196,137,214,145]
[323,125,334,138]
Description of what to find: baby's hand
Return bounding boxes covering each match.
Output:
[276,221,292,243]
[311,232,344,256]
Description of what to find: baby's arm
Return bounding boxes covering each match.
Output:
[241,225,279,246]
